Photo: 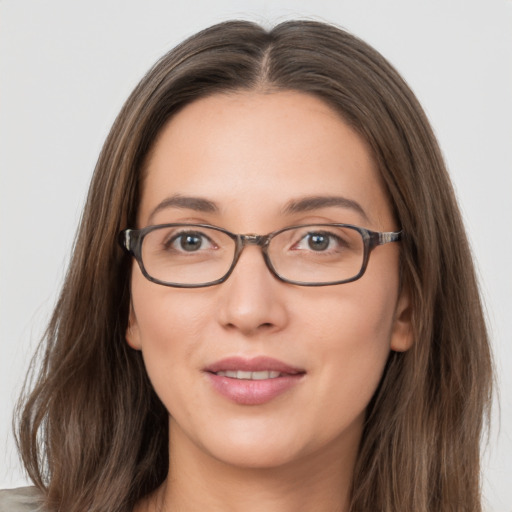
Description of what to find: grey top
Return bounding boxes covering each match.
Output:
[0,487,45,512]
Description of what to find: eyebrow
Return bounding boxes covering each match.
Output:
[282,195,369,221]
[147,194,369,224]
[148,194,218,223]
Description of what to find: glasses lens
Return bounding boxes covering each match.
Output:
[268,225,365,284]
[141,225,236,285]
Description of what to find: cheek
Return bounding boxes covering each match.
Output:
[304,277,398,402]
[129,274,212,392]
[303,273,398,352]
[131,265,211,337]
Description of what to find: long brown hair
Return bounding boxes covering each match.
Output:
[16,20,492,512]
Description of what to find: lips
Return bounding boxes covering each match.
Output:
[215,370,281,380]
[204,356,305,405]
[205,356,304,375]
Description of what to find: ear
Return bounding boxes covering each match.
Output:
[390,285,413,352]
[126,302,142,350]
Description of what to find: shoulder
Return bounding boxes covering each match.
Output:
[0,487,46,512]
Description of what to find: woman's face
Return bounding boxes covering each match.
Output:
[127,91,412,471]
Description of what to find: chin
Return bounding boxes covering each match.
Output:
[183,419,308,470]
[210,440,303,470]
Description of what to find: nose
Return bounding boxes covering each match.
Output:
[215,245,289,336]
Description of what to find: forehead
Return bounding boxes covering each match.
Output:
[139,90,393,230]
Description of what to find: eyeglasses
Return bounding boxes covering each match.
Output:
[119,223,401,288]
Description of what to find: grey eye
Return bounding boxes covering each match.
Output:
[165,231,215,252]
[179,233,204,251]
[307,233,330,251]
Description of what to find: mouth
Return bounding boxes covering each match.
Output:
[204,355,305,378]
[204,356,305,405]
[213,370,282,380]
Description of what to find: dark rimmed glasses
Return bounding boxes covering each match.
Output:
[118,223,401,288]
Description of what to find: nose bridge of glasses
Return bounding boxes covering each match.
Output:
[234,234,271,269]
[239,234,266,247]
[227,234,272,280]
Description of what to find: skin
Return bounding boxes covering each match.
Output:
[127,90,412,512]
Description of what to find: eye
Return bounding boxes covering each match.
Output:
[294,231,343,252]
[167,231,216,252]
[306,233,330,251]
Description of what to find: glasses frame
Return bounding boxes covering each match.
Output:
[118,223,402,288]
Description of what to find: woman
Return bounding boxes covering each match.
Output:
[2,20,492,512]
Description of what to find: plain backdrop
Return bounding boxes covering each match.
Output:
[1,0,511,510]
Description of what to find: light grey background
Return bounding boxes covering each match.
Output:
[1,1,511,510]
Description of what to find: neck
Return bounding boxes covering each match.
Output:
[140,418,360,512]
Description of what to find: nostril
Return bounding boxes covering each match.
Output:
[225,321,274,331]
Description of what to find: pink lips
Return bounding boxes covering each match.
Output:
[204,356,305,406]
